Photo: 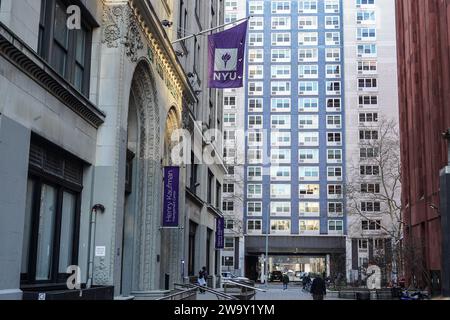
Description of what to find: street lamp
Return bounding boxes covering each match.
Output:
[264,202,270,288]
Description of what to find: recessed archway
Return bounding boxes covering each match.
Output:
[121,60,162,295]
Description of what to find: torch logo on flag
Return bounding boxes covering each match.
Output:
[208,21,248,88]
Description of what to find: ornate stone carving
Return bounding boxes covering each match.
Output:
[93,257,109,285]
[102,4,124,48]
[102,3,143,62]
[124,18,144,63]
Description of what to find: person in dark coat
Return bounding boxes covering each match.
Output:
[310,275,327,300]
[302,274,311,290]
[282,273,290,290]
[198,267,208,294]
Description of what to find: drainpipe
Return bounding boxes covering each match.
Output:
[86,204,105,289]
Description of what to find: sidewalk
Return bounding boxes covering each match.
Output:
[196,283,342,301]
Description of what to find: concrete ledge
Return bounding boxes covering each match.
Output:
[0,289,23,300]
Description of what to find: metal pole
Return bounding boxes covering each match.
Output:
[265,202,269,288]
[172,16,252,44]
[265,232,269,288]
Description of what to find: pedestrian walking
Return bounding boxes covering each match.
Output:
[302,274,311,291]
[310,275,327,300]
[198,268,207,294]
[282,273,290,290]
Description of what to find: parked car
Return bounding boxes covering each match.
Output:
[269,271,283,282]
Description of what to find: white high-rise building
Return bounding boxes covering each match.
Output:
[343,0,400,284]
[221,0,248,277]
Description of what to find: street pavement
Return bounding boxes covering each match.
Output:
[196,283,343,301]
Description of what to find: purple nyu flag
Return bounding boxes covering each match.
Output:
[162,166,180,227]
[208,21,248,88]
[215,217,225,249]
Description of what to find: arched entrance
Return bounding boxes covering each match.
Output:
[121,60,162,296]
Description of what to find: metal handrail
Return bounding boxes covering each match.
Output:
[156,287,198,301]
[223,280,267,292]
[175,283,239,300]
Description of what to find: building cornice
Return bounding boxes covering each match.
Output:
[0,22,106,129]
[130,0,197,105]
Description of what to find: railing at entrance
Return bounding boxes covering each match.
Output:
[156,287,198,301]
[174,283,239,300]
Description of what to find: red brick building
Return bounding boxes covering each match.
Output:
[396,0,450,294]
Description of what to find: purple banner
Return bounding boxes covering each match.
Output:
[215,217,225,249]
[208,21,248,88]
[162,166,180,227]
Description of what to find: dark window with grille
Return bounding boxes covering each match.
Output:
[188,221,198,276]
[125,150,135,195]
[22,135,84,285]
[38,0,95,95]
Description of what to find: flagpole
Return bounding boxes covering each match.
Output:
[172,16,252,45]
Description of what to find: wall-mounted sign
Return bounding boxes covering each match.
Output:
[95,246,106,257]
[162,166,180,228]
[215,217,225,249]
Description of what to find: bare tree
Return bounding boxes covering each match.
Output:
[402,236,432,291]
[345,117,404,285]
